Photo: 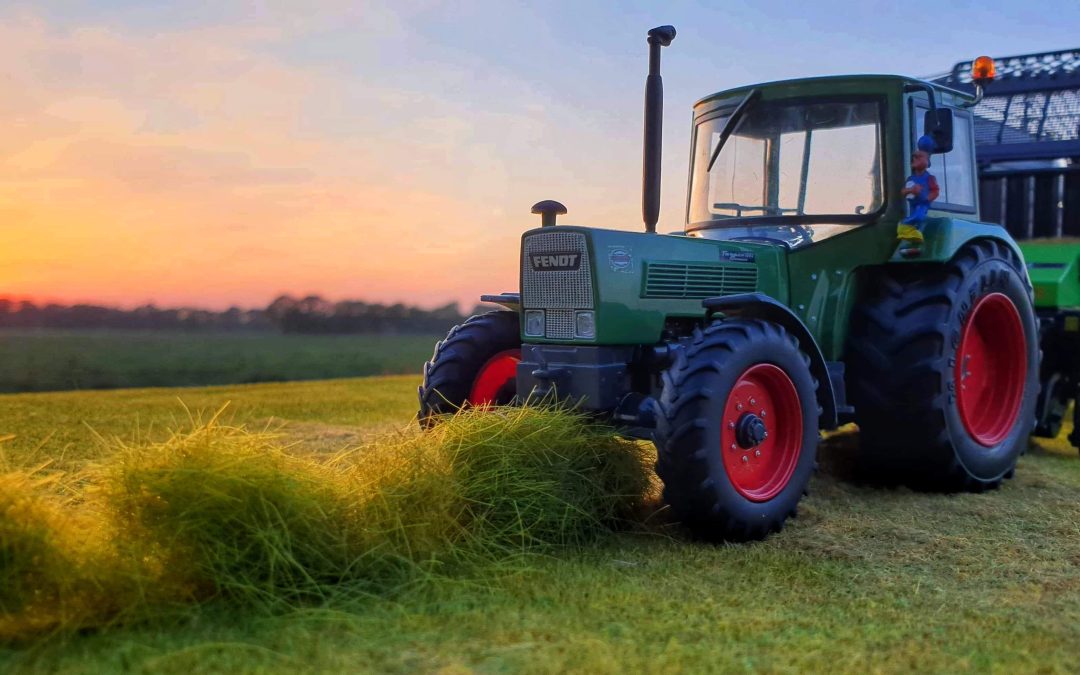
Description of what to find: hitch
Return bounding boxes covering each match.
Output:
[530,366,570,399]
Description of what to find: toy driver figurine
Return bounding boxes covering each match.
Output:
[897,135,940,243]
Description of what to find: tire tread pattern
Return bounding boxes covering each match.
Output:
[847,239,1037,491]
[655,319,818,542]
[417,311,520,423]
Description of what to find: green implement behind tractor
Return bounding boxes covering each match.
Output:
[1023,240,1080,447]
[419,26,1078,542]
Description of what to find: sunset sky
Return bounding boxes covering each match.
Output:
[3,1,1077,310]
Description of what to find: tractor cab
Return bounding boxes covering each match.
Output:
[686,75,979,252]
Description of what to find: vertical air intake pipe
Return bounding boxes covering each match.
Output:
[642,25,676,234]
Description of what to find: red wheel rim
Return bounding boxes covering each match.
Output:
[720,363,803,502]
[468,349,520,406]
[955,292,1027,447]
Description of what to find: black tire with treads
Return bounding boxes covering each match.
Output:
[846,239,1039,491]
[417,311,520,425]
[655,319,819,542]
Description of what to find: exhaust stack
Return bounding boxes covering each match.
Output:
[642,25,676,234]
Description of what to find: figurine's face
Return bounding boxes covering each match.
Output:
[911,150,929,173]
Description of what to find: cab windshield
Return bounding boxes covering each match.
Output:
[688,97,884,228]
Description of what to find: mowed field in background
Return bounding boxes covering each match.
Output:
[0,329,439,392]
[1,376,1078,672]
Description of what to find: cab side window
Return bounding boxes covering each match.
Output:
[913,102,976,211]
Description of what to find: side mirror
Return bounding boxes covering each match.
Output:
[923,108,954,153]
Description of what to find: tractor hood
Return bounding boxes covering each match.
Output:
[518,226,787,345]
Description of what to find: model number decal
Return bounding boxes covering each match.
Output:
[530,251,581,271]
[721,250,756,263]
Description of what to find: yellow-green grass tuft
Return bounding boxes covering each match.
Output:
[433,406,653,552]
[0,472,73,618]
[351,405,655,572]
[0,403,659,642]
[0,470,128,641]
[95,405,654,616]
[103,422,365,609]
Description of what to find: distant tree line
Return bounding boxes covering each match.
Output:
[0,295,487,334]
[265,295,480,334]
[0,299,272,332]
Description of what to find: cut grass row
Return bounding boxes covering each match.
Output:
[2,407,651,643]
[1,377,1079,672]
[0,329,439,393]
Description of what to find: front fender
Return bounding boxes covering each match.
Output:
[703,292,840,429]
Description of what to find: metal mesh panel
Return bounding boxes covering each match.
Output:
[521,231,594,310]
[1042,89,1080,142]
[973,90,1080,145]
[544,309,576,340]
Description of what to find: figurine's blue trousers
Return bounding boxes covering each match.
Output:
[901,203,929,225]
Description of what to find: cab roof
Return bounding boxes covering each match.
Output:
[694,74,974,109]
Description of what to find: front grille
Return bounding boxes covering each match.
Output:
[544,309,576,340]
[521,231,594,310]
[521,231,594,340]
[643,261,757,299]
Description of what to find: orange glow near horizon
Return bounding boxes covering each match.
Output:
[0,163,523,310]
[0,10,655,312]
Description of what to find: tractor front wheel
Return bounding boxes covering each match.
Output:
[655,319,819,542]
[418,311,521,425]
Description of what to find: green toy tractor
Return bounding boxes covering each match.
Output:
[419,26,1046,541]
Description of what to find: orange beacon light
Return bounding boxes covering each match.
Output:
[972,55,996,83]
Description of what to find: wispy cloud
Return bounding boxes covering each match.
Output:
[0,7,541,309]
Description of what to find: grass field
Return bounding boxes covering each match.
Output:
[0,329,439,393]
[2,376,1079,673]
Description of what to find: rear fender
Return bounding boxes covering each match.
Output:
[889,217,1026,266]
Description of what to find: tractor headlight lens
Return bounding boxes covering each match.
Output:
[574,310,596,339]
[525,310,545,337]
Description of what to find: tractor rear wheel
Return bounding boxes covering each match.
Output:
[847,239,1040,491]
[655,319,819,542]
[418,311,521,425]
